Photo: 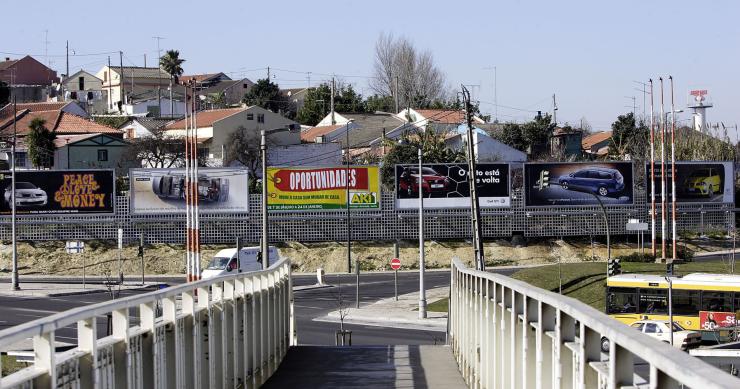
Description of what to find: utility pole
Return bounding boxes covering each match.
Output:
[153,36,164,117]
[462,85,485,270]
[418,147,426,318]
[11,97,19,291]
[484,66,497,122]
[394,75,399,113]
[624,96,636,117]
[552,94,558,125]
[267,66,270,80]
[345,120,354,274]
[107,56,112,112]
[63,40,69,100]
[330,77,336,125]
[633,80,649,120]
[119,51,125,107]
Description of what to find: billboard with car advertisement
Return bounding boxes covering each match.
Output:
[645,161,733,203]
[266,166,380,211]
[394,163,510,209]
[129,168,249,215]
[0,170,115,215]
[524,162,634,207]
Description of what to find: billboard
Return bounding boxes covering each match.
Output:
[699,311,736,330]
[0,170,115,215]
[645,161,733,203]
[130,168,249,215]
[394,163,510,209]
[524,162,634,206]
[266,166,380,211]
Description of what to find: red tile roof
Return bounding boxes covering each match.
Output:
[414,109,467,124]
[301,125,344,142]
[180,73,223,84]
[165,108,246,129]
[582,131,612,149]
[0,102,69,124]
[0,110,121,136]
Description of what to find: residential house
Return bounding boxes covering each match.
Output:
[120,117,175,139]
[54,133,131,170]
[0,55,60,102]
[282,88,309,113]
[181,73,232,89]
[123,89,186,117]
[0,106,122,169]
[267,143,342,168]
[582,131,612,158]
[61,70,107,114]
[394,108,486,134]
[446,124,527,162]
[550,126,583,158]
[311,111,409,148]
[164,106,300,164]
[198,78,254,109]
[96,66,182,114]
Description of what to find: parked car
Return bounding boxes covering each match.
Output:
[558,167,625,197]
[600,320,701,352]
[684,168,722,197]
[398,167,452,198]
[152,174,229,202]
[4,182,48,207]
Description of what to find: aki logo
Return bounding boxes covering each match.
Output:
[350,192,377,205]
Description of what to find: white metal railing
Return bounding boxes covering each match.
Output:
[0,258,296,389]
[449,258,740,388]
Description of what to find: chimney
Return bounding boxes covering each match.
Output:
[4,57,9,62]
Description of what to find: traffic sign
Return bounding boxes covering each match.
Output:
[390,258,401,270]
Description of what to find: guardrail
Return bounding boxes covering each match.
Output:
[448,258,740,388]
[0,258,295,389]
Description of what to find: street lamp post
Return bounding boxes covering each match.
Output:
[345,120,354,274]
[260,125,298,269]
[665,275,674,346]
[11,97,19,291]
[418,147,426,319]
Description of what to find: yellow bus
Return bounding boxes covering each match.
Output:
[606,273,740,330]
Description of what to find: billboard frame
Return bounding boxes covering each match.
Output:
[643,160,735,205]
[523,161,636,208]
[266,165,382,213]
[128,167,250,216]
[393,162,512,210]
[0,169,117,218]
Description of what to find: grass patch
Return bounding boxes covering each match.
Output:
[512,261,734,313]
[427,298,449,313]
[2,355,30,376]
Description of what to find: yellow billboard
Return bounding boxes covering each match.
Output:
[266,166,380,211]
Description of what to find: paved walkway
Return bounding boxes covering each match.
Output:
[263,345,466,389]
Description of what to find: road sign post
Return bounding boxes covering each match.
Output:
[391,258,401,301]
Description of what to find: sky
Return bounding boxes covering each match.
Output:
[5,0,740,136]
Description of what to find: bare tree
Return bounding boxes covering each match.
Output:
[124,129,187,168]
[370,33,446,110]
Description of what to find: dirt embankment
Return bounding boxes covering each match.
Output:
[0,238,730,276]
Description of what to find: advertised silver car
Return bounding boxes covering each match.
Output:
[4,182,48,207]
[152,174,229,202]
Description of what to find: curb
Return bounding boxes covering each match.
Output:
[293,284,334,292]
[0,284,164,299]
[313,315,447,332]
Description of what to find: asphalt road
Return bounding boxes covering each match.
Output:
[0,268,519,349]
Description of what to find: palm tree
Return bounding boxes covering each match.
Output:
[159,50,185,117]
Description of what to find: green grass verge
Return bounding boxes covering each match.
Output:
[2,355,29,376]
[427,297,449,313]
[511,261,734,312]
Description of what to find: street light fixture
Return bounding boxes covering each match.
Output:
[261,124,300,269]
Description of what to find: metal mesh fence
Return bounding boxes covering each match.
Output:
[0,191,732,244]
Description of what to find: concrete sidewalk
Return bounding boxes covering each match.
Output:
[0,282,164,298]
[315,287,449,332]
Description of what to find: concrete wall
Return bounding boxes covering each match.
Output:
[123,98,185,117]
[54,142,130,170]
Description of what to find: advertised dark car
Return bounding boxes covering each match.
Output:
[557,167,625,197]
[398,167,452,198]
[152,174,229,202]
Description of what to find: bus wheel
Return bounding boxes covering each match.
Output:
[600,337,609,353]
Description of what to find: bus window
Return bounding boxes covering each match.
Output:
[606,287,637,314]
[672,289,701,315]
[639,289,668,314]
[702,291,731,312]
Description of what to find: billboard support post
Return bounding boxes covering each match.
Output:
[346,119,353,274]
[462,85,485,271]
[261,129,269,270]
[659,77,667,263]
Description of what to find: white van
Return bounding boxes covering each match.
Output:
[201,246,279,280]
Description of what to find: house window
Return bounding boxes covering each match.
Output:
[103,71,107,82]
[14,152,26,167]
[97,149,108,162]
[70,91,78,100]
[78,76,85,91]
[87,91,94,100]
[247,113,254,120]
[147,106,160,116]
[257,114,264,123]
[243,84,249,89]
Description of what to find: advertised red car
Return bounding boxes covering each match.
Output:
[398,167,451,198]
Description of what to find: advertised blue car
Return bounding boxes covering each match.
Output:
[558,167,625,197]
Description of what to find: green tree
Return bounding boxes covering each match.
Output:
[609,112,648,160]
[159,49,185,117]
[223,126,264,192]
[490,113,554,158]
[243,78,291,116]
[295,83,366,125]
[26,118,56,168]
[365,94,395,113]
[379,126,465,190]
[0,81,9,106]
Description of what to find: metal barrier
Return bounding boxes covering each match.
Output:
[0,258,296,389]
[448,258,740,388]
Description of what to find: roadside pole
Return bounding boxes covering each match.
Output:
[236,236,242,272]
[139,233,145,286]
[666,276,674,346]
[117,228,123,283]
[391,257,401,301]
[11,97,19,291]
[261,130,269,269]
[418,148,427,319]
[355,259,360,309]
